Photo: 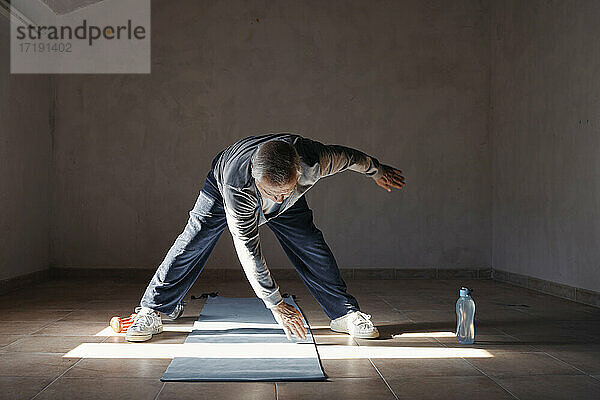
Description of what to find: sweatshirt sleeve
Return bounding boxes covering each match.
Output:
[297,137,384,180]
[221,184,283,308]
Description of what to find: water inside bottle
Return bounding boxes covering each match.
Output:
[456,287,475,344]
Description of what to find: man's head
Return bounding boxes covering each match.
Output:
[251,140,301,203]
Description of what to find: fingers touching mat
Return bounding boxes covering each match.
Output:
[161,296,326,381]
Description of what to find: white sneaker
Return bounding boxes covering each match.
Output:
[125,307,163,342]
[166,302,185,321]
[330,311,379,339]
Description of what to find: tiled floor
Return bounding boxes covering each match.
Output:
[0,277,599,399]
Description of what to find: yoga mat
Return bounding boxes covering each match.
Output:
[161,296,326,381]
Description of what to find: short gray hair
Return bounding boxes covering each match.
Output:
[251,140,301,185]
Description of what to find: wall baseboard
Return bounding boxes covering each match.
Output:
[0,269,50,295]
[48,266,493,282]
[5,266,596,308]
[492,269,600,308]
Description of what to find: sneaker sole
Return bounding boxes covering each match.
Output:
[330,325,380,339]
[351,331,380,339]
[330,325,348,334]
[125,325,163,342]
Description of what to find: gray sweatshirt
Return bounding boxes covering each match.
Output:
[213,133,384,308]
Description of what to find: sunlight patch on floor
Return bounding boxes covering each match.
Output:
[95,324,195,336]
[393,331,456,338]
[64,343,493,359]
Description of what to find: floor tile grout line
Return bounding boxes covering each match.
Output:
[24,323,166,398]
[487,327,599,360]
[354,328,399,400]
[498,316,600,381]
[460,356,521,400]
[0,336,25,349]
[375,294,416,323]
[24,332,117,399]
[0,374,168,381]
[367,358,399,400]
[0,351,95,356]
[27,308,85,335]
[153,382,166,400]
[2,332,113,353]
[0,308,85,349]
[540,350,598,380]
[488,328,538,350]
[29,356,85,400]
[432,336,521,399]
[2,305,135,347]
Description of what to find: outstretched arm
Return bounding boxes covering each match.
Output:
[295,137,406,191]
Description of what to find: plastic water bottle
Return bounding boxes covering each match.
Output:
[456,287,475,344]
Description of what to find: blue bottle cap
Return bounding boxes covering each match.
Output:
[459,287,472,296]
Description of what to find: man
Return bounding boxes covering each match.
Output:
[126,133,405,342]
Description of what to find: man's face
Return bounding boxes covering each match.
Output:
[255,173,298,203]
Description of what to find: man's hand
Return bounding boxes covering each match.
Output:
[375,164,406,192]
[270,301,307,340]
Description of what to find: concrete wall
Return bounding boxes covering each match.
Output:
[491,1,600,292]
[51,0,492,271]
[0,18,52,281]
[4,0,598,294]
